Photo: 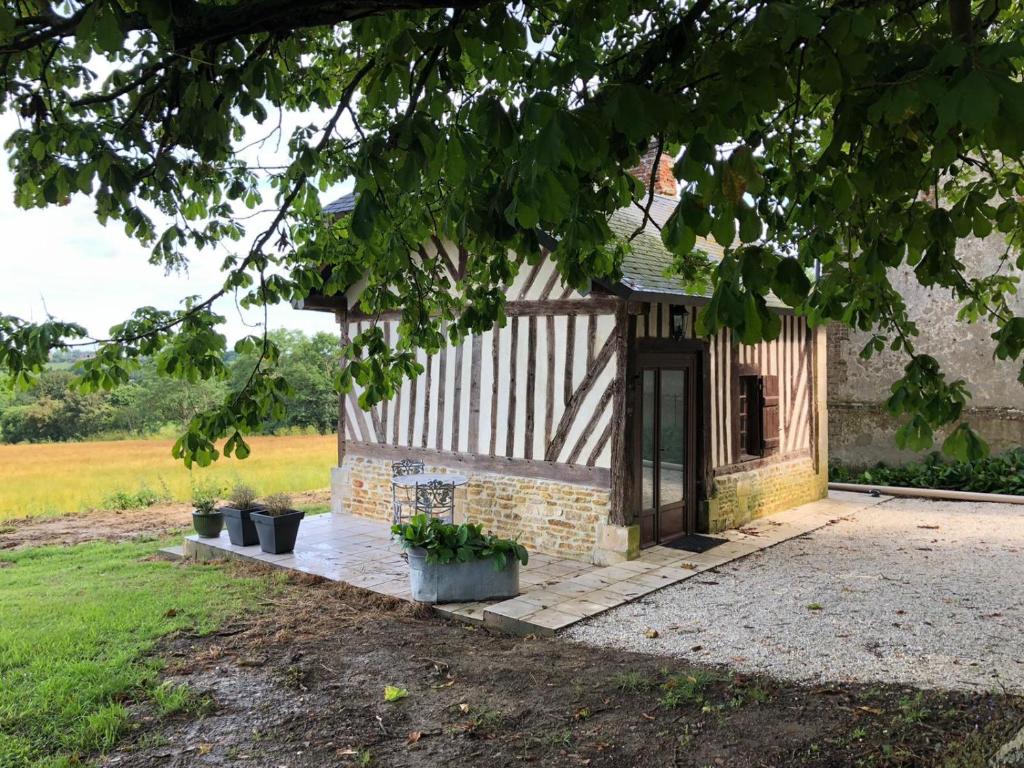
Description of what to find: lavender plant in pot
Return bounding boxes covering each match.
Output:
[221,483,265,546]
[251,493,304,554]
[191,481,224,538]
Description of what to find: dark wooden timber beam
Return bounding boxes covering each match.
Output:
[345,297,632,322]
[608,302,632,526]
[346,441,612,488]
[337,307,349,466]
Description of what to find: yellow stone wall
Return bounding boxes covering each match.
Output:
[332,456,611,562]
[706,454,828,533]
[333,453,827,558]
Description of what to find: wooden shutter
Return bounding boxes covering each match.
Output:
[760,375,780,456]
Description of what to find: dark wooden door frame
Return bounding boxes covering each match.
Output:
[630,338,711,533]
[636,362,695,545]
[631,339,708,545]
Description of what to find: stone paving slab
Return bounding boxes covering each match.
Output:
[181,491,889,635]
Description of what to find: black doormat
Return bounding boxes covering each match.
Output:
[660,534,729,553]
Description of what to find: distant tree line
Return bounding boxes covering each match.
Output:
[0,330,339,443]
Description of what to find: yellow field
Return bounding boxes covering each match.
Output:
[0,434,338,520]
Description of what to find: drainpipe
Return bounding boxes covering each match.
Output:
[829,482,1024,506]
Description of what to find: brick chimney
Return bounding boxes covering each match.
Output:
[629,142,678,198]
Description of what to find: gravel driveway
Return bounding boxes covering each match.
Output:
[567,497,1024,692]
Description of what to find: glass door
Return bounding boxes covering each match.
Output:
[637,356,697,547]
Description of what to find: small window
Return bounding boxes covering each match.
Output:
[736,374,780,460]
[738,375,761,459]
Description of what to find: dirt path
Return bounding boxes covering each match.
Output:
[0,490,330,550]
[104,572,1024,768]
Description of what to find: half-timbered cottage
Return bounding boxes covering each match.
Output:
[299,151,828,564]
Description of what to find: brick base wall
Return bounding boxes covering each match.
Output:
[332,456,612,562]
[332,454,826,559]
[707,455,827,532]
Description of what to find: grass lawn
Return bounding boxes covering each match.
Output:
[0,538,285,768]
[0,434,337,520]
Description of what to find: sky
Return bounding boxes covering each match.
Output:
[0,112,348,345]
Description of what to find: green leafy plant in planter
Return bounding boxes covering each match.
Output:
[392,515,528,603]
[392,515,529,570]
[191,480,224,538]
[251,493,305,554]
[221,482,265,547]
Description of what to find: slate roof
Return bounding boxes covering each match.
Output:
[603,195,788,309]
[607,194,725,302]
[323,192,356,215]
[321,190,784,307]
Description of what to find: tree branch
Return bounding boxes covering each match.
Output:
[1,0,493,55]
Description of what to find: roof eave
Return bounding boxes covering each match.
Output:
[596,277,712,307]
[292,294,347,314]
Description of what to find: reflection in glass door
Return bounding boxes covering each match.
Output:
[658,369,686,541]
[637,357,696,547]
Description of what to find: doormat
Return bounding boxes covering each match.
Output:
[661,534,729,553]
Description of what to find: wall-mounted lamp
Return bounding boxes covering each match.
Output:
[669,305,688,341]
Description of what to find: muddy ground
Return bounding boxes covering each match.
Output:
[103,572,1024,768]
[0,490,330,550]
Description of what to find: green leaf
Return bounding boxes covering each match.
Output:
[93,6,125,53]
[737,205,761,243]
[384,686,408,702]
[351,193,378,240]
[661,207,697,255]
[686,133,714,165]
[830,175,854,211]
[0,7,15,40]
[711,207,736,247]
[729,146,762,195]
[942,423,989,462]
[895,416,933,452]
[959,71,1000,131]
[537,174,570,221]
[772,259,810,306]
[447,136,466,184]
[741,294,762,344]
[993,317,1024,360]
[520,203,539,229]
[939,70,1000,131]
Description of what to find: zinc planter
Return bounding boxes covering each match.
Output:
[407,547,520,604]
[251,510,304,554]
[222,505,264,547]
[192,511,224,539]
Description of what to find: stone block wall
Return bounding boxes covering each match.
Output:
[829,402,1024,467]
[826,232,1024,465]
[706,454,827,532]
[332,456,612,562]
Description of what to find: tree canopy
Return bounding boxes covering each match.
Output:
[0,330,341,442]
[0,0,1022,465]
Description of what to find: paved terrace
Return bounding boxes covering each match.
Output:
[175,491,888,636]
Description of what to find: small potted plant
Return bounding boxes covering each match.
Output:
[251,492,304,554]
[221,483,264,546]
[392,515,528,603]
[191,480,224,538]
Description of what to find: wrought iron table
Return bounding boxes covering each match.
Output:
[390,472,469,489]
[391,473,468,524]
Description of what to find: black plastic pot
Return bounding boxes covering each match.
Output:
[192,510,224,538]
[251,510,305,554]
[222,505,264,546]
